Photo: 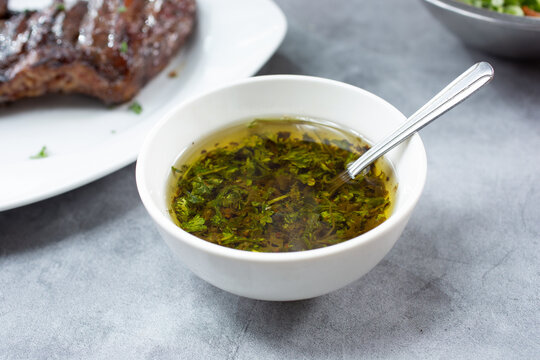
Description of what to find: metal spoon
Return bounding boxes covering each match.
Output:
[331,61,494,192]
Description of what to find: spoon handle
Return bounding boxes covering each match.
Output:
[346,62,494,179]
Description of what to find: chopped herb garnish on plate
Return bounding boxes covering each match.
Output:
[56,3,65,11]
[117,5,127,13]
[30,146,48,159]
[119,41,128,53]
[128,101,142,114]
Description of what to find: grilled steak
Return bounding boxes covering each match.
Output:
[0,0,7,18]
[0,0,196,105]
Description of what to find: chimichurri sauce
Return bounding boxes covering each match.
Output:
[169,118,394,252]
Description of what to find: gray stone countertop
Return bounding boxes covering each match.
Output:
[1,0,539,358]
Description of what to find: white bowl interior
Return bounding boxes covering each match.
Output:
[139,76,426,226]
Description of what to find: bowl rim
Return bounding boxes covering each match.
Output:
[136,74,427,263]
[423,0,540,30]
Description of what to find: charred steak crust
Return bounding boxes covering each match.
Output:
[0,0,7,19]
[0,0,196,105]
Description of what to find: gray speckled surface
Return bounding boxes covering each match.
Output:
[1,0,540,358]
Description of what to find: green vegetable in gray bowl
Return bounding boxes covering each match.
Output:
[460,0,540,17]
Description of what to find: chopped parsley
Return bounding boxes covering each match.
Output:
[117,5,127,13]
[128,101,143,114]
[170,119,393,252]
[56,3,65,11]
[119,41,128,54]
[30,146,48,159]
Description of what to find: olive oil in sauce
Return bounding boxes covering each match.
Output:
[168,118,395,252]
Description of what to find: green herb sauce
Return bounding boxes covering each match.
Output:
[169,118,395,252]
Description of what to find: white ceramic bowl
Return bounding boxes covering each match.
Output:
[136,75,427,301]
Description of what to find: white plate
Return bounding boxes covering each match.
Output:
[0,0,286,211]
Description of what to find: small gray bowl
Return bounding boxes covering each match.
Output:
[422,0,540,59]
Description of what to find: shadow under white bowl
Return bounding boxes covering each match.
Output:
[136,75,427,301]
